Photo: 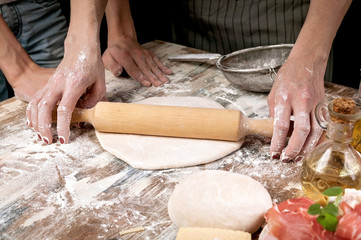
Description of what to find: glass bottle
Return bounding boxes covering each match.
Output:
[351,81,361,153]
[301,98,361,205]
[351,120,361,153]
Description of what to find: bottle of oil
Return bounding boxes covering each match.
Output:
[301,97,361,205]
[351,82,361,153]
[351,119,361,153]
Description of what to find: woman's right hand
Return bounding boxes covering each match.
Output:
[26,43,106,145]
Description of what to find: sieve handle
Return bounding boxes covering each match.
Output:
[168,54,221,65]
[268,67,278,83]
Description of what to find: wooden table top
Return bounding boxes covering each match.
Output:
[0,40,358,240]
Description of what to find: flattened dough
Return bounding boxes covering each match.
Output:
[95,97,243,170]
[168,170,273,234]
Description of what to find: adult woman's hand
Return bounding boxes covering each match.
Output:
[102,0,172,87]
[26,0,108,144]
[267,0,351,162]
[26,43,106,144]
[267,53,325,162]
[103,36,172,87]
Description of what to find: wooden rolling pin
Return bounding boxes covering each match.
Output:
[54,102,273,141]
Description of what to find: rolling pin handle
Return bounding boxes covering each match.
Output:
[71,107,94,125]
[52,107,94,125]
[242,117,274,138]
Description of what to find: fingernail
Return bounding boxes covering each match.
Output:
[59,136,65,144]
[37,133,42,141]
[142,81,151,87]
[271,152,281,159]
[282,157,292,163]
[42,136,49,145]
[281,152,292,163]
[113,66,122,76]
[295,155,304,162]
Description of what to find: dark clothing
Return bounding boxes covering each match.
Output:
[0,0,67,101]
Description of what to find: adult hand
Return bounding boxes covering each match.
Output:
[11,65,54,102]
[26,44,106,144]
[0,14,55,102]
[102,36,173,87]
[267,54,325,162]
[268,0,352,162]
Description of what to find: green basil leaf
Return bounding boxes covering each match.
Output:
[308,203,322,215]
[317,213,339,232]
[323,187,343,197]
[323,203,339,216]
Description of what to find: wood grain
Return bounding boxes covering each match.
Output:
[0,40,358,240]
[68,102,273,141]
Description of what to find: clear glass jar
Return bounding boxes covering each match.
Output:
[300,100,361,204]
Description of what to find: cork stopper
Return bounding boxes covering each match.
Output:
[331,97,356,124]
[332,97,356,114]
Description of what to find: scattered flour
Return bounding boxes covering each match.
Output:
[22,206,56,227]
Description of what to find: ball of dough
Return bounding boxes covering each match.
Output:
[167,170,272,234]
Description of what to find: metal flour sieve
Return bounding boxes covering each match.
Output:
[168,44,294,92]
